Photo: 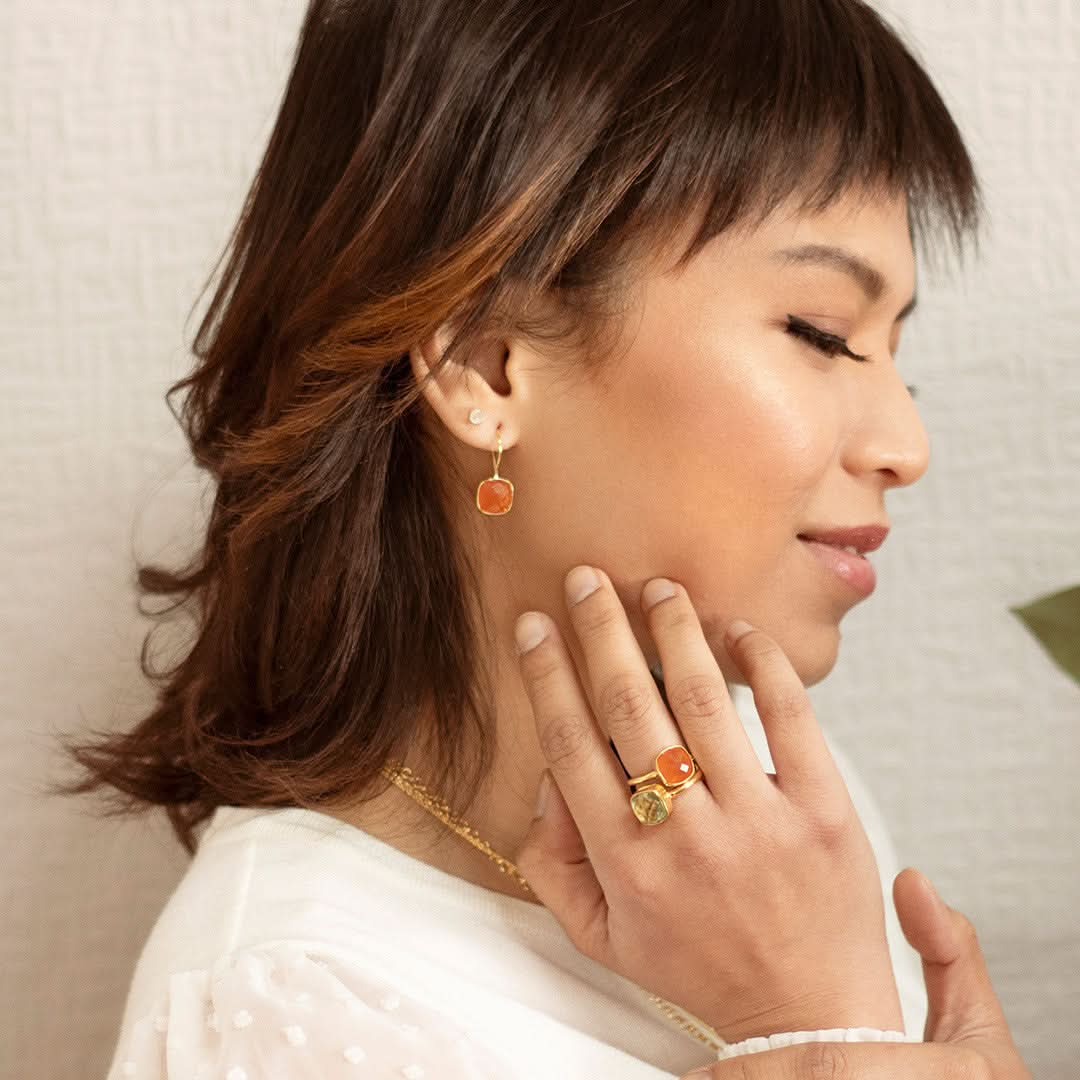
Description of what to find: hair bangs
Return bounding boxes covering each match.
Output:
[551,0,982,285]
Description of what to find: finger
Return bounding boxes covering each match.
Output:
[512,770,611,962]
[893,868,1013,1046]
[891,867,957,967]
[563,567,705,808]
[723,622,845,803]
[514,606,637,850]
[685,1039,989,1079]
[643,579,774,803]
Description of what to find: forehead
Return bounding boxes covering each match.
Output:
[711,187,916,298]
[654,185,915,293]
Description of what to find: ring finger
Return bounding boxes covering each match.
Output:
[642,578,773,803]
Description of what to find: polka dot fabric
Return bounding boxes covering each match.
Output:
[107,942,514,1079]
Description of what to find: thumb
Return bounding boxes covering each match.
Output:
[512,770,609,959]
[893,867,1011,1045]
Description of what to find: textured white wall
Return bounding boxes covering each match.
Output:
[2,2,1077,1078]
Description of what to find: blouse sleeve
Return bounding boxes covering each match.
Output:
[107,941,518,1079]
[715,1026,917,1060]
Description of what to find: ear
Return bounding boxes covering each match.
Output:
[407,321,526,452]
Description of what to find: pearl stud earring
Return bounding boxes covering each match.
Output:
[468,408,486,425]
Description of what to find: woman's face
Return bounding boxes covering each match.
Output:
[430,185,925,690]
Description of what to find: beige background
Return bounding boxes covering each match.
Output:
[2,2,1077,1077]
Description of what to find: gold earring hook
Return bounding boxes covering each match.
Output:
[491,424,503,478]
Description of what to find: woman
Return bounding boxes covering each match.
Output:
[55,0,1029,1076]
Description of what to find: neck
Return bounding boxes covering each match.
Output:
[324,666,683,908]
[327,746,546,904]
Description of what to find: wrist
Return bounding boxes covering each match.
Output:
[715,985,905,1046]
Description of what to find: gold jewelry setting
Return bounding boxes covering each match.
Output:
[627,744,702,825]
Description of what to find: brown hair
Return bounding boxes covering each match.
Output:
[49,0,983,856]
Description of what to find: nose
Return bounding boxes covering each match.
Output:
[847,363,931,490]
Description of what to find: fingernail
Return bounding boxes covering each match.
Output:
[642,577,676,610]
[515,613,548,655]
[566,565,601,605]
[534,771,553,818]
[725,619,755,645]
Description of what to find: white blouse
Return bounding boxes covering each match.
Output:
[105,695,926,1079]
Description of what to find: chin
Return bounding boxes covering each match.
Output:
[782,625,841,688]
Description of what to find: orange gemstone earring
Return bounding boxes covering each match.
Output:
[475,421,514,515]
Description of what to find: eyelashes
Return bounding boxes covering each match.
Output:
[784,314,919,399]
[785,314,870,362]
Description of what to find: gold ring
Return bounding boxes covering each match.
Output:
[626,744,703,825]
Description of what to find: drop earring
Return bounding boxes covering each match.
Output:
[475,422,514,515]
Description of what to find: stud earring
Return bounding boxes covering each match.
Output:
[468,408,486,425]
[475,423,514,515]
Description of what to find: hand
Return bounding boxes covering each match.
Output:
[683,868,1032,1078]
[511,565,902,1044]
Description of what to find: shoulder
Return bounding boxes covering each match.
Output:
[108,941,516,1079]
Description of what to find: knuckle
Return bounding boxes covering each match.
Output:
[762,684,807,727]
[596,672,656,739]
[602,838,660,903]
[614,850,661,901]
[734,632,775,667]
[665,672,728,723]
[806,796,855,844]
[669,832,727,886]
[576,596,623,640]
[796,1041,851,1079]
[537,712,593,770]
[518,642,563,689]
[656,602,698,634]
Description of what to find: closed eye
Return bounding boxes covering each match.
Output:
[785,314,870,362]
[785,314,918,397]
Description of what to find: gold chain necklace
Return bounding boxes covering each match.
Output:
[378,761,724,1052]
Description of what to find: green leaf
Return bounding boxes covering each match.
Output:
[1008,585,1080,687]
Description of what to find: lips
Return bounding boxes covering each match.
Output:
[796,524,890,554]
[799,536,878,596]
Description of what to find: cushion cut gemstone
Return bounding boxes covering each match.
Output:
[476,478,514,514]
[656,746,694,786]
[630,788,670,825]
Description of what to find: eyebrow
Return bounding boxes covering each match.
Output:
[769,243,918,321]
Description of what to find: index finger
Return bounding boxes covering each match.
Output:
[513,610,637,850]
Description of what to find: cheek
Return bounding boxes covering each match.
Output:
[514,315,836,602]
[623,334,833,532]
